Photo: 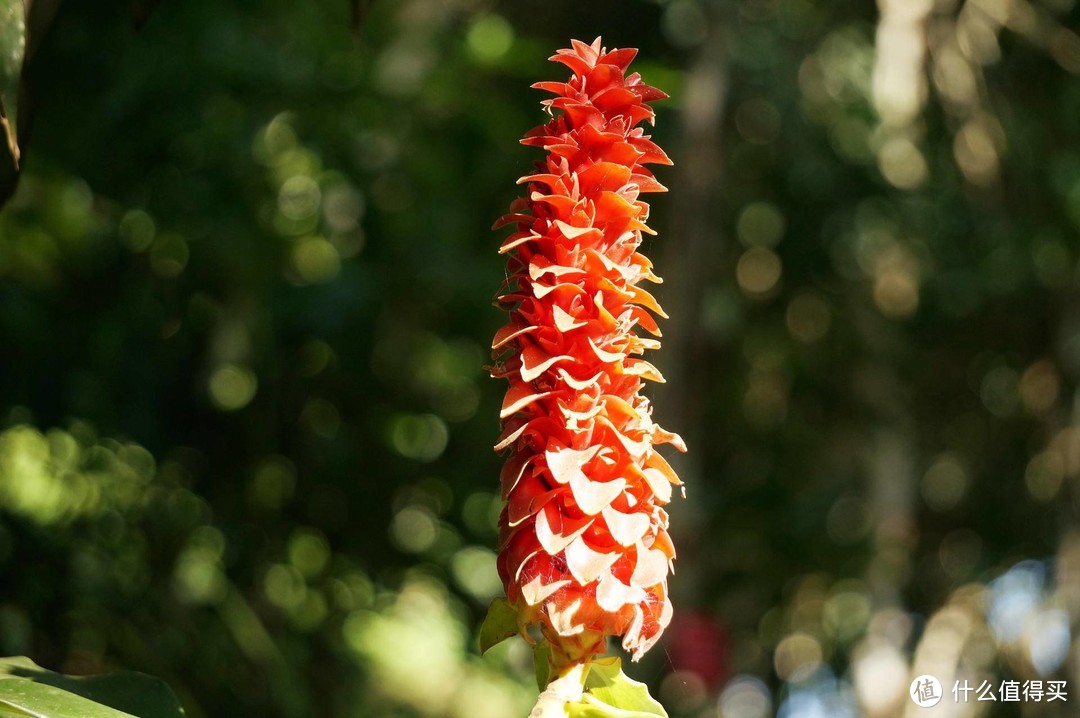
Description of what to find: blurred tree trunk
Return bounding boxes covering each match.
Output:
[658,0,729,599]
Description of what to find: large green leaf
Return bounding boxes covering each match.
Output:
[0,679,135,718]
[0,657,184,718]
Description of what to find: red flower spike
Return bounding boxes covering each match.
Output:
[491,37,685,669]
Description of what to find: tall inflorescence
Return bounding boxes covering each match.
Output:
[491,37,685,671]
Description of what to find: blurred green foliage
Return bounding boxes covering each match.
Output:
[1,0,1079,717]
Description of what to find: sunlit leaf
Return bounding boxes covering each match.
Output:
[0,657,184,718]
[529,657,668,718]
[563,658,666,718]
[566,695,664,718]
[0,708,35,717]
[478,596,518,655]
[0,679,135,718]
[582,658,666,716]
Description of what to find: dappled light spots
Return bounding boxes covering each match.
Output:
[717,676,772,718]
[736,201,785,248]
[149,233,190,278]
[735,99,782,145]
[773,632,823,682]
[278,175,321,223]
[288,528,331,579]
[118,209,155,252]
[876,137,928,190]
[246,455,297,511]
[450,546,502,600]
[1025,451,1065,502]
[920,453,969,512]
[938,528,982,580]
[785,293,831,343]
[343,576,532,717]
[208,363,258,411]
[174,526,228,606]
[661,1,708,49]
[736,247,782,296]
[388,413,449,462]
[390,505,439,554]
[291,236,341,284]
[466,14,513,65]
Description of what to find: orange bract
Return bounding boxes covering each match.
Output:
[491,37,685,666]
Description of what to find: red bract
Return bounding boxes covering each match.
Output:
[491,37,685,667]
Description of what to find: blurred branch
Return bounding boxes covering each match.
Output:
[658,1,730,604]
[661,1,729,487]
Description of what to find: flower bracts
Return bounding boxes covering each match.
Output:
[491,38,685,667]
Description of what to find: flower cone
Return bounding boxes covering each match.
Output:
[491,37,685,670]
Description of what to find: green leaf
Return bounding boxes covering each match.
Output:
[0,680,136,718]
[583,658,666,716]
[478,597,518,655]
[0,706,35,717]
[0,657,184,718]
[563,658,667,718]
[0,708,36,717]
[532,640,552,690]
[566,695,663,718]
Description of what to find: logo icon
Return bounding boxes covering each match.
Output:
[910,675,943,707]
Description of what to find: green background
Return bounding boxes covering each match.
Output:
[1,1,1079,716]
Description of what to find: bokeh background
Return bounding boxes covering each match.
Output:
[1,0,1079,716]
